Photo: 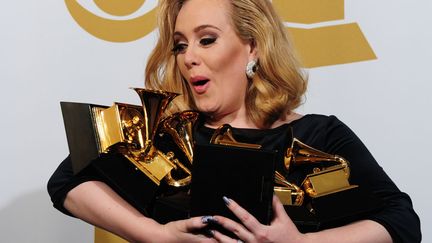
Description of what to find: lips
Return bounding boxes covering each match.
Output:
[190,76,210,94]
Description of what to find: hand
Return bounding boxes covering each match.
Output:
[160,216,218,243]
[211,195,307,243]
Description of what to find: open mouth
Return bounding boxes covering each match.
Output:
[190,77,210,94]
[193,79,209,86]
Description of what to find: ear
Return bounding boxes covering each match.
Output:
[248,39,258,61]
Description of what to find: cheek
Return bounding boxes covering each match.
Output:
[210,43,249,78]
[176,56,187,78]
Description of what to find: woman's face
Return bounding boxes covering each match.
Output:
[174,0,256,120]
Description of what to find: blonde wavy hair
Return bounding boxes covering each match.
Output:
[145,0,307,128]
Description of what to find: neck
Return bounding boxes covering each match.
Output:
[204,109,258,129]
[204,111,303,129]
[270,112,303,128]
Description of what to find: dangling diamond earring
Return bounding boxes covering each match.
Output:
[246,60,258,79]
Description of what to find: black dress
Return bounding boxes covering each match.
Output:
[47,114,421,243]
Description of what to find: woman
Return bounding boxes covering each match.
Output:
[48,0,421,242]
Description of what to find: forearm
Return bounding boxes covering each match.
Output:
[64,181,163,243]
[304,220,392,243]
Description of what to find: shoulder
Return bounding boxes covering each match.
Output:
[291,114,345,135]
[290,114,356,152]
[292,113,342,126]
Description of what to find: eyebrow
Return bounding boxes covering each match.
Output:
[174,24,222,38]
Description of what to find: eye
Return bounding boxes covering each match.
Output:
[172,43,187,55]
[200,37,216,46]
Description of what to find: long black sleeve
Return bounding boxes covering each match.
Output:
[47,155,100,216]
[291,115,421,243]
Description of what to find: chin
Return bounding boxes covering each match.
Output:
[195,104,218,116]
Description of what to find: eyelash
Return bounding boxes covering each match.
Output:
[172,43,187,55]
[172,37,217,55]
[200,37,216,46]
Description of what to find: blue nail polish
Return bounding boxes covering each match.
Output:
[202,216,218,225]
[223,196,231,205]
[201,215,213,224]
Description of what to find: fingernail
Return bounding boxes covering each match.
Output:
[204,229,215,237]
[222,196,231,205]
[201,216,217,224]
[201,216,210,224]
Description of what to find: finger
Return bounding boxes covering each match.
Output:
[181,218,221,242]
[271,195,298,230]
[223,196,261,232]
[211,229,239,243]
[212,229,234,242]
[212,215,254,242]
[271,194,287,221]
[165,218,219,243]
[181,216,215,232]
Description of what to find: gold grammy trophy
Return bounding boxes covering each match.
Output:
[62,88,381,228]
[283,138,357,200]
[209,124,356,206]
[61,88,197,215]
[209,124,380,230]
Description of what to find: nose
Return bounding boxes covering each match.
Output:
[183,45,200,69]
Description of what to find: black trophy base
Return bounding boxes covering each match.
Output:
[151,191,191,224]
[61,102,104,174]
[189,144,276,238]
[190,144,276,225]
[285,186,383,232]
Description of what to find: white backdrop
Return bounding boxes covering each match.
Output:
[1,0,430,242]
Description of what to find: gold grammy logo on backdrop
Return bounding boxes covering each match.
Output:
[65,0,157,42]
[273,0,376,67]
[65,0,375,67]
[65,0,376,67]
